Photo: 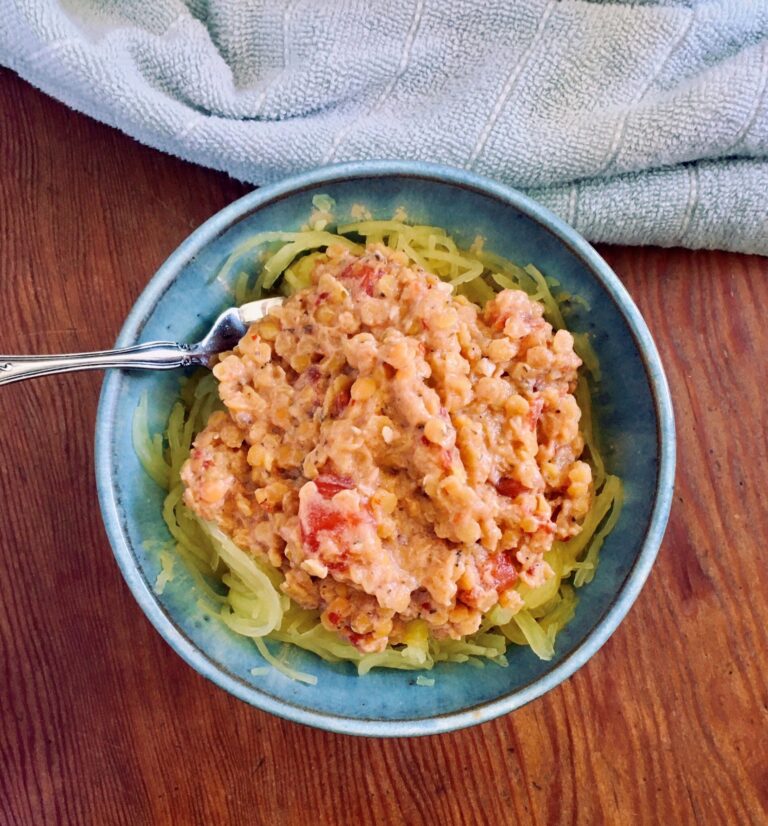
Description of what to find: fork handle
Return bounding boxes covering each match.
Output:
[0,342,202,386]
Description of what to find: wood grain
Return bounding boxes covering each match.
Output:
[1,68,766,826]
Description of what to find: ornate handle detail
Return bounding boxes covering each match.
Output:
[0,342,202,386]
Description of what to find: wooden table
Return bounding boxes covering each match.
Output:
[1,68,766,826]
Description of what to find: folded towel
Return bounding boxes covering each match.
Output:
[2,0,767,254]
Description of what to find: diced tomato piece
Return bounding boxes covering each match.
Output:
[300,477,372,560]
[314,473,354,498]
[491,551,519,592]
[300,502,349,553]
[496,477,527,498]
[329,386,351,418]
[339,261,380,296]
[327,611,340,625]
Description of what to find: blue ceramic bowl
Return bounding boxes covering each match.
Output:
[96,161,674,737]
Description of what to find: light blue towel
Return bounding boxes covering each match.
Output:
[2,0,767,254]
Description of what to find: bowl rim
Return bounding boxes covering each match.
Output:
[95,160,675,737]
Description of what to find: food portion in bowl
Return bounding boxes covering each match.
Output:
[136,212,623,680]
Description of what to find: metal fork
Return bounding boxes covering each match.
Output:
[0,297,283,386]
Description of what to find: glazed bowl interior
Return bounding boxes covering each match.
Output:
[96,162,674,736]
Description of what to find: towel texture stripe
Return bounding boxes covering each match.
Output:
[2,0,767,254]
